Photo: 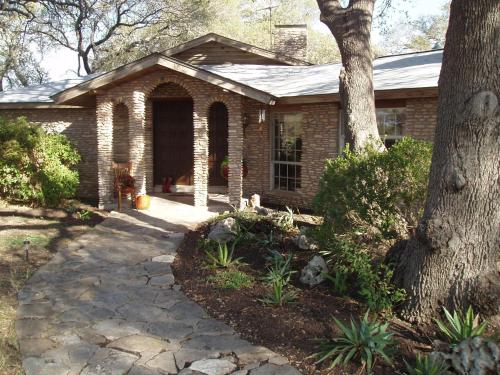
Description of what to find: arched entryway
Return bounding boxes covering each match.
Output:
[112,103,129,163]
[151,83,194,190]
[208,102,229,191]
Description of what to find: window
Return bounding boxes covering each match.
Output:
[272,113,303,191]
[376,108,406,147]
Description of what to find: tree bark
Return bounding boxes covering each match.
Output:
[317,0,383,152]
[393,0,499,323]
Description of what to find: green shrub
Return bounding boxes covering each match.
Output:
[404,354,449,375]
[319,233,405,312]
[207,270,254,289]
[314,138,432,240]
[434,306,488,346]
[315,311,395,373]
[0,116,80,207]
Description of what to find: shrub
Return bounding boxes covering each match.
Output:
[314,138,432,240]
[404,354,449,375]
[0,116,80,207]
[319,233,405,312]
[434,306,488,346]
[207,270,254,289]
[315,311,395,373]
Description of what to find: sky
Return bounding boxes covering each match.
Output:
[41,0,448,81]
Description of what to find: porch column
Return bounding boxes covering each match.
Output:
[129,91,146,195]
[228,98,244,208]
[193,103,209,206]
[96,98,114,209]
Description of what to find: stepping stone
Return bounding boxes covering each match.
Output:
[107,334,173,355]
[189,358,237,375]
[145,351,178,374]
[152,254,176,263]
[249,364,301,375]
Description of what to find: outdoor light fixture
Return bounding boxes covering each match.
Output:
[258,108,266,123]
[243,113,250,128]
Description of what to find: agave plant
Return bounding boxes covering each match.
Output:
[404,354,449,375]
[259,280,297,307]
[262,251,296,285]
[315,311,395,374]
[434,306,488,345]
[205,241,242,268]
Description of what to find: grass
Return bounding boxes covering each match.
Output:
[0,203,102,374]
[207,269,255,289]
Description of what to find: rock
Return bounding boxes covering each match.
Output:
[145,352,178,374]
[152,254,176,263]
[234,346,284,366]
[249,194,261,208]
[255,206,269,216]
[149,274,175,287]
[299,256,328,286]
[107,334,172,354]
[249,364,301,375]
[18,338,56,357]
[294,228,318,251]
[430,337,500,375]
[189,358,237,375]
[208,218,238,243]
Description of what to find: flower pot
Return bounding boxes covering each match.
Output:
[135,195,150,210]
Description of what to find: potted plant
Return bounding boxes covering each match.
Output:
[221,156,248,180]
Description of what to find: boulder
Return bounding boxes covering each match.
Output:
[430,337,500,375]
[208,218,238,243]
[249,194,261,208]
[255,206,269,216]
[294,228,318,251]
[299,256,328,286]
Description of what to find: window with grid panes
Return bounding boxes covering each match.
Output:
[376,108,406,147]
[271,113,303,191]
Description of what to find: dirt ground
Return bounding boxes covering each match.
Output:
[173,224,431,375]
[0,201,106,375]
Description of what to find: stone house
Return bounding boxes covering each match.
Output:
[0,27,442,209]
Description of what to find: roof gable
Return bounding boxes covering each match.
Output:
[163,33,310,66]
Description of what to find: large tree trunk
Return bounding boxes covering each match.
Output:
[317,0,383,152]
[393,0,499,324]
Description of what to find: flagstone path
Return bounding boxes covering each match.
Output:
[16,209,301,375]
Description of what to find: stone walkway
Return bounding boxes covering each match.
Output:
[16,204,301,375]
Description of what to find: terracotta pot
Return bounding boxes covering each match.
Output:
[135,195,150,210]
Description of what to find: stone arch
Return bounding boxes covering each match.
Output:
[143,76,197,100]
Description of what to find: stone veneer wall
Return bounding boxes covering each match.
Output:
[95,68,243,208]
[0,108,98,201]
[112,103,130,163]
[242,97,438,209]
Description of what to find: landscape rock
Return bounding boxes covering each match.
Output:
[188,358,237,375]
[249,194,261,208]
[208,218,238,243]
[249,364,301,375]
[294,228,318,251]
[299,256,328,286]
[254,206,269,216]
[430,337,500,375]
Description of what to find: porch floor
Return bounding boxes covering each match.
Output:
[115,193,231,231]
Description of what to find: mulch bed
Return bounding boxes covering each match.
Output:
[172,220,430,375]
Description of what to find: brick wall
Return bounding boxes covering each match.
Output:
[112,103,130,163]
[405,97,438,141]
[274,25,308,61]
[0,108,98,201]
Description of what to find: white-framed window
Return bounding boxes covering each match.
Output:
[338,107,407,150]
[271,113,303,191]
[376,108,406,147]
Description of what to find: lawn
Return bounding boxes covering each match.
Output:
[0,201,105,375]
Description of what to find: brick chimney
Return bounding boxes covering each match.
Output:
[273,24,307,61]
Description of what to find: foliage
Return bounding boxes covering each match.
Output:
[262,250,296,285]
[324,266,348,295]
[404,354,449,375]
[0,116,80,207]
[314,138,433,241]
[259,280,297,307]
[434,306,488,346]
[205,241,242,268]
[315,311,395,373]
[207,269,254,289]
[318,233,405,312]
[275,206,295,231]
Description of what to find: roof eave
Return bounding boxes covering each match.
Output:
[51,53,276,105]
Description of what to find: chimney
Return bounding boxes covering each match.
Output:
[273,24,307,61]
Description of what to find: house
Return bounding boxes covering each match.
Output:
[0,26,442,209]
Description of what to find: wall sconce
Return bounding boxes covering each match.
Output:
[243,113,250,128]
[258,108,266,124]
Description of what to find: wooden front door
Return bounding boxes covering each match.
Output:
[208,102,228,186]
[153,99,194,186]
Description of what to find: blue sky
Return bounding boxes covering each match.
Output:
[41,0,449,80]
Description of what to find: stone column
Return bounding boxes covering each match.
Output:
[228,98,244,208]
[193,103,209,207]
[96,98,114,209]
[129,91,146,195]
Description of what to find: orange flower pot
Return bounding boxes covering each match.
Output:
[135,195,150,210]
